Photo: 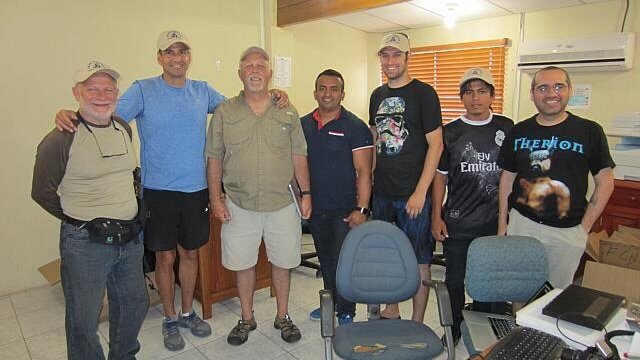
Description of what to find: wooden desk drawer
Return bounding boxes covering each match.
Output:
[608,187,640,208]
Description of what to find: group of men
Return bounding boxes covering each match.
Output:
[31,29,614,359]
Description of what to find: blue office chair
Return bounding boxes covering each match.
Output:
[461,235,549,355]
[319,220,455,360]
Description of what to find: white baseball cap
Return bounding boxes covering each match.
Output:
[157,30,191,51]
[240,46,270,62]
[74,60,119,84]
[378,33,410,54]
[459,67,495,87]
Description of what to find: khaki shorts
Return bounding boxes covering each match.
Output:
[221,199,301,271]
[507,209,588,289]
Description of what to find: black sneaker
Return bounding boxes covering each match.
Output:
[441,332,461,348]
[162,319,185,351]
[227,316,257,345]
[178,310,212,337]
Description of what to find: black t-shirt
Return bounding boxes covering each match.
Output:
[369,79,442,199]
[438,114,514,239]
[497,112,615,227]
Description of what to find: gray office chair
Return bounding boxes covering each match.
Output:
[319,220,455,360]
[461,235,549,355]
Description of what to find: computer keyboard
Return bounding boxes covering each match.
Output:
[486,326,565,360]
[489,317,516,339]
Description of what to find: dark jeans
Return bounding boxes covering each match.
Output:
[371,195,434,264]
[60,222,148,360]
[443,237,507,338]
[309,209,356,317]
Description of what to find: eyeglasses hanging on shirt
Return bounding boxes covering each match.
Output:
[80,118,129,158]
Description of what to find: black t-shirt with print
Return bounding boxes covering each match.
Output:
[497,112,615,228]
[438,114,514,239]
[369,79,442,199]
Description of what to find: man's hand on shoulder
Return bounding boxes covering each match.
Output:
[270,89,290,109]
[55,110,78,132]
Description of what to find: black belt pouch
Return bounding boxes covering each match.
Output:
[86,218,142,245]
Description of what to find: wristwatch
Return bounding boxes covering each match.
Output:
[356,206,370,215]
[300,191,312,196]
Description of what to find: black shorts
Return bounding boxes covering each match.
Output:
[143,188,210,251]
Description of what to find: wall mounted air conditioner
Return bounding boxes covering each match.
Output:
[518,32,636,72]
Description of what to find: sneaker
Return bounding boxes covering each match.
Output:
[337,313,354,325]
[441,333,461,348]
[227,316,257,346]
[178,310,212,337]
[273,314,302,343]
[309,307,321,321]
[162,319,185,351]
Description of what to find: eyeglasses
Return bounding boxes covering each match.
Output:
[534,83,568,94]
[80,119,129,158]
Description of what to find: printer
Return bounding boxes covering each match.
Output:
[607,112,640,181]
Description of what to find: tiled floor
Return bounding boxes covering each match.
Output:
[1,239,470,360]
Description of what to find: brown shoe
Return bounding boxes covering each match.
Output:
[227,316,257,345]
[273,314,301,343]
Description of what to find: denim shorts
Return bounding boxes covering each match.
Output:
[371,195,434,264]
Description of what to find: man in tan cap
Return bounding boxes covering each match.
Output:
[369,32,443,323]
[53,31,291,351]
[206,46,310,346]
[431,67,513,346]
[32,61,148,359]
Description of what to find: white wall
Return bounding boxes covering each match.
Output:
[0,0,264,295]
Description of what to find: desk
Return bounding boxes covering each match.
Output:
[516,289,631,350]
[193,217,272,319]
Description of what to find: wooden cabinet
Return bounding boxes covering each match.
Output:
[594,180,640,235]
[194,216,272,319]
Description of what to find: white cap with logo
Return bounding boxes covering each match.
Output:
[74,60,119,84]
[157,30,191,51]
[239,46,270,62]
[459,67,495,87]
[378,33,410,54]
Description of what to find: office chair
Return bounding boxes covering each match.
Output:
[319,220,455,360]
[300,219,321,277]
[461,235,549,355]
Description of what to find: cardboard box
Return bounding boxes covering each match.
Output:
[599,227,640,271]
[38,258,62,284]
[582,260,640,307]
[586,231,608,260]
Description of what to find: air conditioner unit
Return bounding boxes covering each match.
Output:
[518,32,636,72]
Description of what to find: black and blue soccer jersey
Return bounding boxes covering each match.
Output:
[438,114,513,239]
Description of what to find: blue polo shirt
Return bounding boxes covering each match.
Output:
[301,106,373,212]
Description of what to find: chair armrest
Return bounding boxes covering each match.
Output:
[423,280,453,327]
[319,289,335,338]
[424,280,455,359]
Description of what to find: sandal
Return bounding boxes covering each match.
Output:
[273,314,301,343]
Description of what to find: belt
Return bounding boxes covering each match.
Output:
[63,215,88,228]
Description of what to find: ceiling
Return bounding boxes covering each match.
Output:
[327,0,613,33]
